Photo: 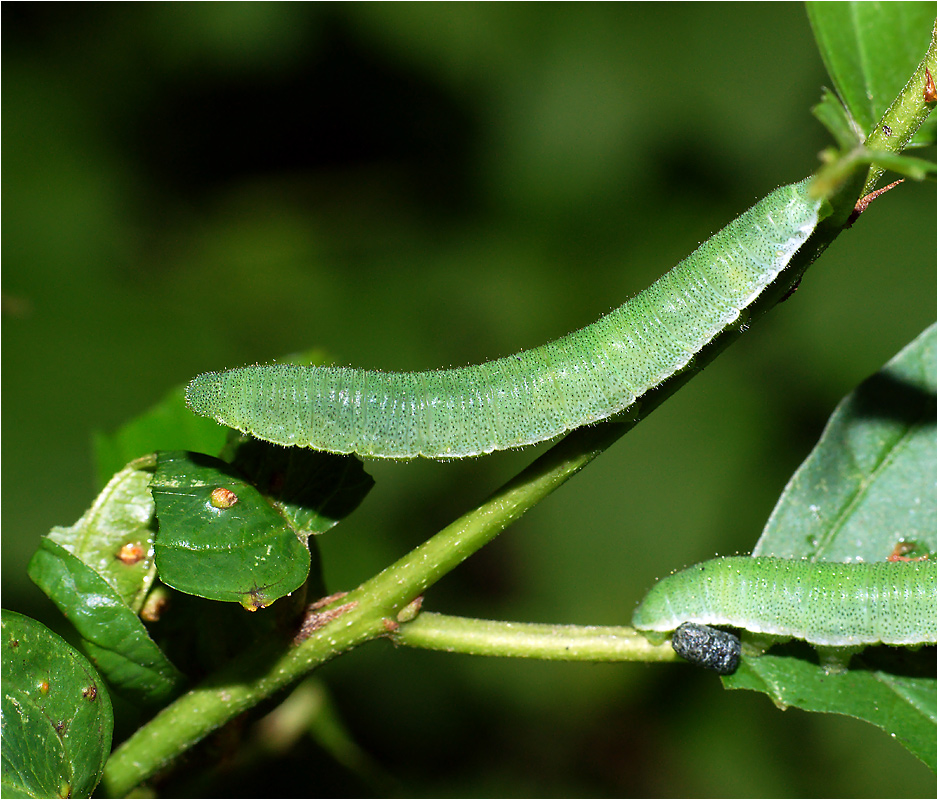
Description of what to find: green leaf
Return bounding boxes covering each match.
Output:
[150,441,372,609]
[812,87,864,149]
[755,323,936,561]
[862,150,938,179]
[725,648,936,771]
[45,459,158,612]
[151,451,314,609]
[28,539,187,706]
[738,324,937,767]
[807,1,936,145]
[26,459,186,705]
[1,610,113,799]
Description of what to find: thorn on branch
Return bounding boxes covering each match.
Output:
[846,180,904,228]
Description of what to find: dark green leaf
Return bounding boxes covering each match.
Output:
[26,460,186,705]
[807,2,936,145]
[28,539,186,706]
[151,451,313,609]
[1,611,113,799]
[45,459,158,612]
[755,323,936,561]
[739,324,937,767]
[724,646,936,770]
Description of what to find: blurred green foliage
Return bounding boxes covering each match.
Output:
[3,4,934,796]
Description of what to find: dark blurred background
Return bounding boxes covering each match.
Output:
[3,4,934,797]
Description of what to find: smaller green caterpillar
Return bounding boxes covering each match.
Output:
[632,557,937,672]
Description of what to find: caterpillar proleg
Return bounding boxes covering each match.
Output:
[186,179,824,459]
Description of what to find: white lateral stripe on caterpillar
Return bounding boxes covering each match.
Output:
[186,179,822,459]
[631,556,938,647]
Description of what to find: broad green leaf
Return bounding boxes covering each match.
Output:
[1,611,113,799]
[151,451,314,609]
[28,539,187,706]
[26,459,186,705]
[150,441,372,609]
[724,648,936,771]
[45,459,158,612]
[807,2,936,146]
[755,323,936,561]
[737,324,937,767]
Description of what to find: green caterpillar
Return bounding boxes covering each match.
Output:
[186,179,824,459]
[632,557,938,672]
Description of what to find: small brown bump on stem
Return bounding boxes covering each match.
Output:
[293,599,358,644]
[779,277,803,303]
[924,67,936,104]
[396,595,424,623]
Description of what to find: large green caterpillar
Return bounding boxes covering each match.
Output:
[186,179,823,459]
[632,557,938,672]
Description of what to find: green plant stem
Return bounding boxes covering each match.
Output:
[862,22,937,195]
[393,612,677,662]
